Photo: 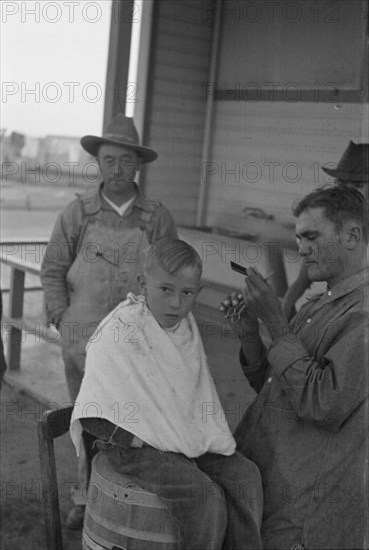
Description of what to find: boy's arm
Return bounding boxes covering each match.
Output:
[80,417,134,449]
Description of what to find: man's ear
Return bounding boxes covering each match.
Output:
[345,223,361,248]
[137,274,147,294]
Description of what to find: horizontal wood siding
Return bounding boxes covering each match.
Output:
[205,101,366,230]
[203,0,368,232]
[142,0,214,225]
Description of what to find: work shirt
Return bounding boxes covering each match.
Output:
[236,269,369,550]
[40,183,177,365]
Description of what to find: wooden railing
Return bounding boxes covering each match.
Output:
[0,239,58,371]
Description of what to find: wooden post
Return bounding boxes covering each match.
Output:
[103,0,134,126]
[7,267,25,370]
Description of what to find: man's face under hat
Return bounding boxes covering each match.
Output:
[97,143,140,197]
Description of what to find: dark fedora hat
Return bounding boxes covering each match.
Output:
[80,113,157,163]
[322,141,369,183]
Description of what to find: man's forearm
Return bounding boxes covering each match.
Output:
[41,238,73,327]
[240,327,265,365]
[42,281,70,327]
[267,316,368,430]
[282,263,310,321]
[236,318,269,392]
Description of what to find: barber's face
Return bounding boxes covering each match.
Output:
[97,144,140,196]
[295,207,345,287]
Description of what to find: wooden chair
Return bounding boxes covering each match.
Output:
[38,407,99,550]
[38,406,74,550]
[38,408,176,550]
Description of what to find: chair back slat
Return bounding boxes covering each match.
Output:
[42,407,73,440]
[38,406,74,550]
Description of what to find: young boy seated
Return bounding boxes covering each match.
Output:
[70,238,263,550]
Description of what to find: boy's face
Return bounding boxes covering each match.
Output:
[140,263,202,329]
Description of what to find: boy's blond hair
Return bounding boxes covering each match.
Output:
[144,239,202,277]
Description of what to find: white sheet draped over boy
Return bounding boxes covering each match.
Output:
[70,293,236,458]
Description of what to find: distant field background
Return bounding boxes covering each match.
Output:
[1,178,94,239]
[1,178,94,325]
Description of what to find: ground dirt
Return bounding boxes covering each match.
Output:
[1,382,84,550]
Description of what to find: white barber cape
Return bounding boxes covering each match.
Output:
[70,293,236,458]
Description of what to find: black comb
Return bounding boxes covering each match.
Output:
[230,261,247,275]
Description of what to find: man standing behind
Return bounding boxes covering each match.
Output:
[222,186,368,549]
[41,114,177,528]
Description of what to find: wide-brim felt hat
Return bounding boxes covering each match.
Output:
[322,141,369,183]
[80,113,158,163]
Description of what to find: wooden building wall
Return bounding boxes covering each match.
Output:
[139,0,367,232]
[204,0,368,230]
[141,0,214,225]
[205,101,366,231]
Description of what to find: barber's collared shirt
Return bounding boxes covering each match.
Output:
[237,269,369,550]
